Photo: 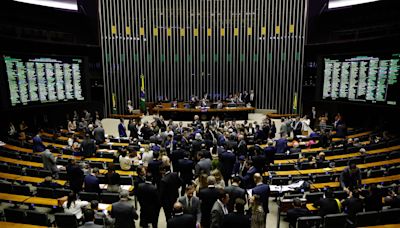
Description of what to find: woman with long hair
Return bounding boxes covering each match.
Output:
[250,194,266,228]
[62,192,89,221]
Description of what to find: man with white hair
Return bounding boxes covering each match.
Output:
[141,147,153,166]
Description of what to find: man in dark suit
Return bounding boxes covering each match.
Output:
[80,209,103,228]
[291,117,303,137]
[219,147,236,184]
[159,166,183,221]
[222,198,250,228]
[242,160,257,188]
[210,189,229,228]
[137,175,161,228]
[81,134,97,158]
[110,191,139,228]
[313,189,340,216]
[275,136,288,154]
[118,118,127,137]
[178,185,201,226]
[251,173,270,215]
[84,168,101,193]
[178,152,195,195]
[170,144,186,172]
[232,156,247,177]
[32,132,46,152]
[128,119,138,139]
[252,148,266,173]
[341,190,363,221]
[147,151,163,185]
[66,159,84,193]
[224,176,246,212]
[198,176,220,228]
[285,198,308,228]
[167,202,196,228]
[264,141,277,165]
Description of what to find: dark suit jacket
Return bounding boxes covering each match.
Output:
[79,221,103,228]
[111,200,139,228]
[178,158,194,184]
[342,197,363,218]
[219,151,236,180]
[84,174,100,193]
[148,159,163,183]
[276,138,288,154]
[159,172,182,205]
[137,182,161,221]
[170,149,186,172]
[167,213,196,228]
[81,138,96,158]
[93,127,105,144]
[198,186,220,224]
[264,146,277,165]
[33,135,45,152]
[224,185,246,212]
[252,183,270,213]
[285,208,308,228]
[222,212,250,228]
[178,196,201,224]
[313,198,340,216]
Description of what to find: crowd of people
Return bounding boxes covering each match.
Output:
[16,108,397,227]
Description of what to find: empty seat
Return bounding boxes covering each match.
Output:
[365,154,387,163]
[12,184,31,196]
[4,208,26,223]
[324,213,348,228]
[101,192,120,204]
[38,169,52,178]
[25,168,39,177]
[0,163,9,172]
[314,174,331,183]
[305,192,324,204]
[354,211,380,227]
[54,188,72,198]
[8,165,22,174]
[300,162,316,170]
[334,159,349,167]
[379,208,400,224]
[119,176,133,185]
[271,177,290,185]
[368,169,385,178]
[31,156,43,163]
[79,191,99,202]
[333,190,348,200]
[58,171,68,180]
[55,213,78,228]
[89,162,104,169]
[292,176,310,182]
[26,210,50,226]
[296,216,322,228]
[283,193,304,199]
[278,164,295,171]
[36,187,55,198]
[0,182,12,193]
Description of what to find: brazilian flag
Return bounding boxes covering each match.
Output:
[112,93,117,114]
[292,92,298,114]
[140,75,146,113]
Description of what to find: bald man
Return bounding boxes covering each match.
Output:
[251,173,270,215]
[167,202,196,228]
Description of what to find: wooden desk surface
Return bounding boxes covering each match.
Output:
[274,145,400,164]
[306,203,318,211]
[268,158,400,176]
[0,221,46,228]
[0,192,30,203]
[310,174,400,189]
[0,171,66,185]
[25,196,59,206]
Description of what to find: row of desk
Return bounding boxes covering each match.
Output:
[0,155,137,177]
[0,193,112,210]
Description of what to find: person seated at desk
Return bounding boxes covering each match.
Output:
[200,98,208,108]
[80,209,103,228]
[126,100,134,114]
[341,190,363,222]
[63,192,90,222]
[216,99,223,109]
[285,198,308,228]
[171,98,178,108]
[340,162,362,192]
[39,176,62,189]
[313,189,341,216]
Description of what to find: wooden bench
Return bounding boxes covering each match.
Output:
[266,113,300,119]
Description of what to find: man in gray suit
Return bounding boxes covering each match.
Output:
[210,189,229,228]
[41,146,59,179]
[110,190,139,228]
[195,151,211,176]
[93,125,105,145]
[178,185,201,226]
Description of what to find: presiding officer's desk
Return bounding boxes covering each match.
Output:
[153,102,255,120]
